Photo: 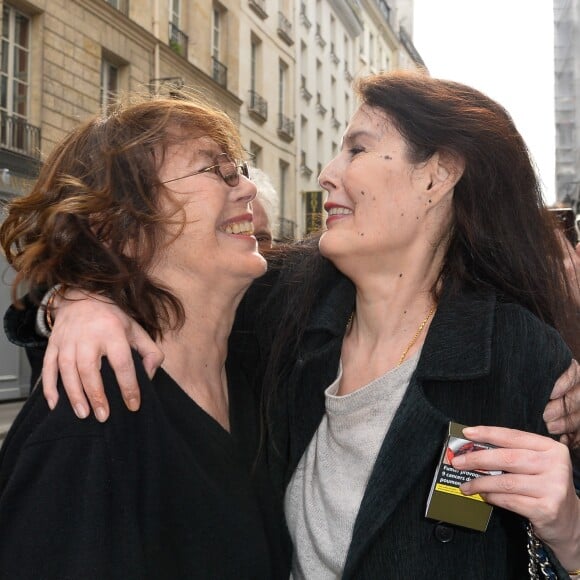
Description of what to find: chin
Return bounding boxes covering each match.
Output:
[318,229,348,260]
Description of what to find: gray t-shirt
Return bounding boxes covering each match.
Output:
[285,351,420,579]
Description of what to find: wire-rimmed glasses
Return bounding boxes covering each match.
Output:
[161,153,250,187]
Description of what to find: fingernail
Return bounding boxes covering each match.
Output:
[459,482,471,494]
[95,407,107,423]
[46,398,56,410]
[452,455,465,468]
[74,404,89,419]
[462,426,476,437]
[543,408,556,421]
[128,398,140,412]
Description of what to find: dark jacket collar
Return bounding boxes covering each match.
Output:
[302,272,496,382]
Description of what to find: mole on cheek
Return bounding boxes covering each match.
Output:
[382,155,392,160]
[372,195,376,201]
[359,232,365,236]
[360,190,365,196]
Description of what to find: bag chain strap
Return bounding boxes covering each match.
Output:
[526,522,558,580]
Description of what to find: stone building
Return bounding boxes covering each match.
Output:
[554,0,580,211]
[0,0,423,398]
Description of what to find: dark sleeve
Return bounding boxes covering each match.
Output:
[0,395,114,578]
[0,362,146,580]
[4,294,47,390]
[4,293,47,349]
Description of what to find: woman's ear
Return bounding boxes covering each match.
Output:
[430,151,465,192]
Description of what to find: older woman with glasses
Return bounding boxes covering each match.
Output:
[0,95,289,578]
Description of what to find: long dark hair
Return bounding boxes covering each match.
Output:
[355,70,578,357]
[0,93,243,339]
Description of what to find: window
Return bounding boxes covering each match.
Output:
[1,4,32,153]
[170,0,181,27]
[249,141,262,167]
[250,36,259,92]
[279,159,288,216]
[212,7,221,60]
[279,60,288,114]
[1,5,30,119]
[100,60,118,113]
[369,32,374,65]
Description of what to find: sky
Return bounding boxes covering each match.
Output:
[412,1,556,203]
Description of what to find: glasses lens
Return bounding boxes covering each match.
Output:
[241,162,249,179]
[219,158,247,187]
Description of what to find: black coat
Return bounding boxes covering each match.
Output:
[255,268,572,579]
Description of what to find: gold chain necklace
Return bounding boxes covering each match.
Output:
[346,304,436,367]
[396,304,436,366]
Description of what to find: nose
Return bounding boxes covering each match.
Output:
[232,174,257,203]
[318,157,339,192]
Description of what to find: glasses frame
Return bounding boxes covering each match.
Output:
[161,153,250,187]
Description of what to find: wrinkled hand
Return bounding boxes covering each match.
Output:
[544,360,580,448]
[43,289,163,422]
[453,426,580,571]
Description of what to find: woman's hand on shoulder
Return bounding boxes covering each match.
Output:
[43,289,163,422]
[452,426,580,573]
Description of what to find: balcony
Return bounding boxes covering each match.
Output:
[277,12,294,45]
[300,151,313,178]
[0,112,41,159]
[344,67,354,83]
[212,56,228,89]
[300,75,312,102]
[330,43,340,65]
[277,113,295,142]
[316,94,327,117]
[248,90,268,122]
[300,3,311,29]
[331,116,341,130]
[248,0,268,20]
[169,22,188,58]
[315,24,326,48]
[104,0,129,15]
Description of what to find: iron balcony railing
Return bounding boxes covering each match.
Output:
[248,0,268,19]
[248,90,268,122]
[0,112,41,159]
[315,24,326,48]
[277,11,294,45]
[212,56,228,88]
[169,22,188,58]
[277,113,295,141]
[300,75,312,102]
[300,3,311,28]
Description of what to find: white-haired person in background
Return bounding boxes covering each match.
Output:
[249,167,279,251]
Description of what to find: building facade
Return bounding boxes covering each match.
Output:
[554,0,580,211]
[0,0,423,397]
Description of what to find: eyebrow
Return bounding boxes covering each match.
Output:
[341,129,379,148]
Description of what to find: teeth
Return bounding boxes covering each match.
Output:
[327,207,353,216]
[220,220,254,235]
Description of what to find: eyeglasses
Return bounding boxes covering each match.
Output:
[161,153,250,187]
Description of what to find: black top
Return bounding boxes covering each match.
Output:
[0,347,290,579]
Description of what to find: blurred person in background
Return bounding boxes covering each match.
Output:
[249,166,279,251]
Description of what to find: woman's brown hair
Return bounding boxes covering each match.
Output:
[0,92,243,339]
